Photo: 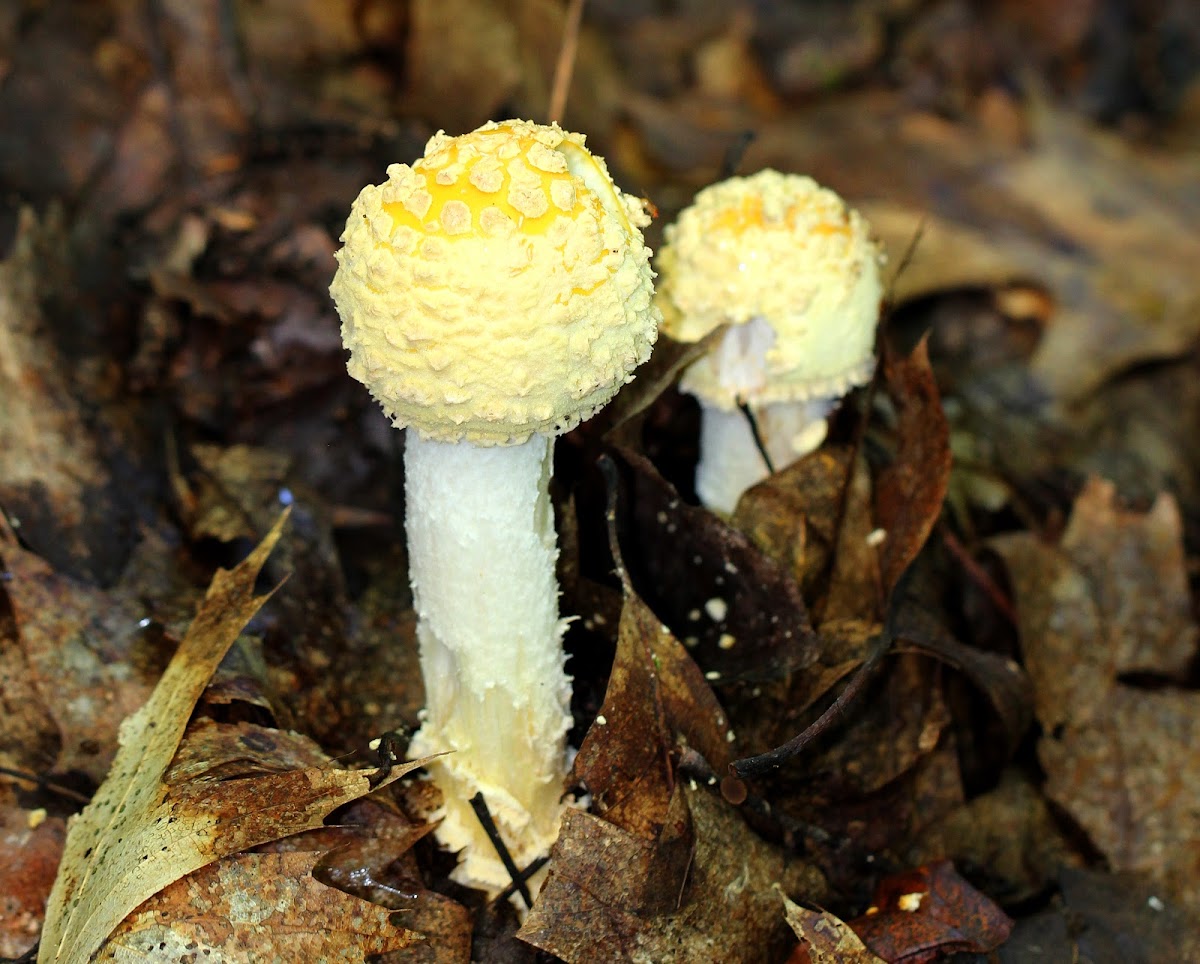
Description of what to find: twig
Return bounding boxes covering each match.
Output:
[470,792,535,909]
[941,527,1018,625]
[719,129,756,179]
[738,400,775,476]
[548,0,586,124]
[0,765,92,805]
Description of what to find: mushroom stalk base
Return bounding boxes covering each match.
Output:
[404,432,572,898]
[695,398,834,516]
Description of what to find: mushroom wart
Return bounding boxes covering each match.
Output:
[655,170,884,514]
[330,120,659,898]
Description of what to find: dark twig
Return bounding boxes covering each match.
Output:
[469,792,535,910]
[941,527,1018,625]
[728,629,889,779]
[719,129,756,180]
[738,400,776,476]
[494,855,550,906]
[548,0,586,123]
[0,765,91,805]
[728,566,915,779]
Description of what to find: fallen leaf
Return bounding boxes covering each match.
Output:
[609,447,818,684]
[891,602,1032,758]
[573,585,734,838]
[532,464,827,960]
[520,783,827,964]
[862,106,1200,402]
[98,851,416,961]
[848,860,1013,963]
[873,338,952,596]
[810,450,883,625]
[575,457,737,837]
[732,448,855,604]
[991,478,1200,912]
[783,895,884,963]
[910,771,1079,907]
[37,512,420,963]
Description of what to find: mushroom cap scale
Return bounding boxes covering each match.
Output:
[331,119,660,445]
[656,169,883,410]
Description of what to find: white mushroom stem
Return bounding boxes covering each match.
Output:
[403,431,572,896]
[695,397,835,516]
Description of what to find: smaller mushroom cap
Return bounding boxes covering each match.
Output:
[331,119,659,445]
[656,170,883,410]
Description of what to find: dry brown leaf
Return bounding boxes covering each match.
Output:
[572,586,735,839]
[862,107,1200,402]
[873,337,952,596]
[848,860,1013,960]
[910,772,1078,907]
[783,895,885,964]
[37,512,419,963]
[820,451,883,624]
[991,478,1200,913]
[97,851,417,961]
[521,783,826,964]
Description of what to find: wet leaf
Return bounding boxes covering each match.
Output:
[609,447,818,684]
[575,458,737,835]
[572,584,734,838]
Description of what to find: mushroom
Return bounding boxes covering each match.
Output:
[655,170,884,514]
[329,120,659,897]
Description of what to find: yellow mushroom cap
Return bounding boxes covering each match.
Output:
[656,169,883,410]
[330,119,660,445]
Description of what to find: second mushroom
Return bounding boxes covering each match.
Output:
[655,170,885,515]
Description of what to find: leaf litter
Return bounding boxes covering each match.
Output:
[2,1,1200,959]
[37,513,425,963]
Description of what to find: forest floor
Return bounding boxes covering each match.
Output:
[2,1,1200,961]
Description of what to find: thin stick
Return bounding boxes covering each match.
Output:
[738,401,775,476]
[470,792,535,909]
[0,765,92,805]
[548,0,586,124]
